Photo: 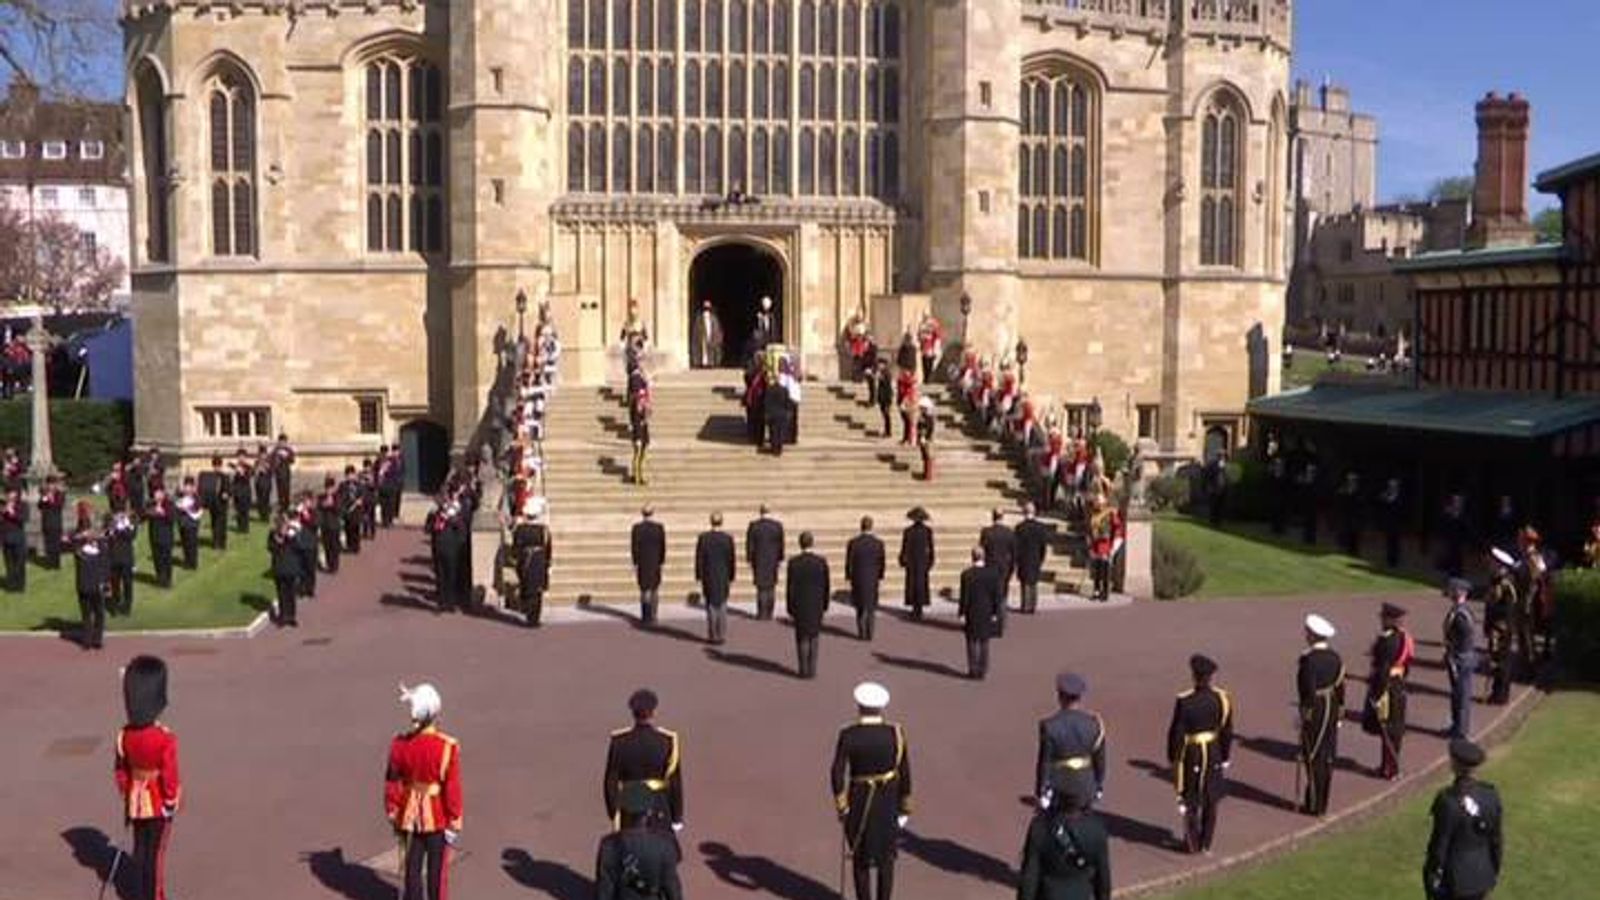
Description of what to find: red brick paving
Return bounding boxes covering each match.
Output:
[0,528,1527,899]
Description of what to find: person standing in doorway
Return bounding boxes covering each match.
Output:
[690,300,724,369]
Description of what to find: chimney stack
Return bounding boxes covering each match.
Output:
[1466,91,1536,250]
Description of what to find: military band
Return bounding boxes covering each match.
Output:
[1166,655,1234,854]
[831,682,912,900]
[38,473,65,569]
[1297,614,1345,817]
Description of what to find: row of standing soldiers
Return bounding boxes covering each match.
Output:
[424,467,486,614]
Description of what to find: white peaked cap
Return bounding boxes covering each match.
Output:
[761,295,773,308]
[854,681,890,709]
[1491,547,1518,568]
[1304,614,1336,639]
[400,683,442,722]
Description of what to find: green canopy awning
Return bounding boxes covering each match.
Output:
[1247,383,1600,440]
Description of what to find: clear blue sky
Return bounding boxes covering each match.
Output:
[1294,0,1600,209]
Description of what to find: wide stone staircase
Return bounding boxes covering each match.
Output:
[536,371,1091,607]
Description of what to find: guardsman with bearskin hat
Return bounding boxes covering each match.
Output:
[1366,602,1415,780]
[603,690,684,850]
[385,683,464,900]
[115,655,182,900]
[1297,614,1344,817]
[831,682,912,900]
[1166,654,1234,854]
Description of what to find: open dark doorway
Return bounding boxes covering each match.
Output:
[688,242,784,367]
[399,420,450,494]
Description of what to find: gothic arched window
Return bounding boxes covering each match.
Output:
[1017,63,1098,263]
[1200,91,1245,267]
[207,66,256,256]
[134,63,170,262]
[363,53,444,253]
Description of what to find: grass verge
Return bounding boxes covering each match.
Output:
[1155,515,1434,598]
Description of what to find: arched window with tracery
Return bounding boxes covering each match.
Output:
[1017,63,1097,262]
[206,65,257,257]
[134,63,170,263]
[363,52,444,253]
[1200,91,1244,267]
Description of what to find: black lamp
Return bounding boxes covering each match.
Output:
[959,293,973,347]
[515,289,528,339]
[1088,396,1103,433]
[1016,338,1030,385]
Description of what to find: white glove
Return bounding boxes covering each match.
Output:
[896,815,909,829]
[444,829,460,847]
[1176,802,1187,816]
[1036,791,1053,810]
[1221,760,1232,770]
[671,822,684,833]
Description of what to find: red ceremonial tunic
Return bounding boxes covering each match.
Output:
[385,726,464,834]
[115,724,182,820]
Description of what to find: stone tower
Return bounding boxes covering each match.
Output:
[918,0,1024,357]
[447,0,564,446]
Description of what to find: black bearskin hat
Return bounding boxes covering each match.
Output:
[123,655,168,727]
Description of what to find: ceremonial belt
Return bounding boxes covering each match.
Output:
[621,778,670,792]
[1053,755,1092,771]
[408,781,442,797]
[1312,683,1341,698]
[1183,731,1218,746]
[850,770,898,786]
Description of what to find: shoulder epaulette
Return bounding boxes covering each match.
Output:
[1177,688,1194,699]
[610,727,632,737]
[656,726,679,739]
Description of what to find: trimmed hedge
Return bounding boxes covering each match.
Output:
[0,398,132,486]
[1153,530,1206,600]
[1147,474,1191,513]
[1554,568,1600,682]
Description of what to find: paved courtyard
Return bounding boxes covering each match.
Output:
[0,529,1527,899]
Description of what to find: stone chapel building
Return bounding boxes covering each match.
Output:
[123,0,1291,474]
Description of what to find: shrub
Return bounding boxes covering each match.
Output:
[1091,430,1132,478]
[1153,530,1206,600]
[0,398,133,486]
[1147,475,1191,513]
[1225,456,1276,523]
[1553,568,1600,682]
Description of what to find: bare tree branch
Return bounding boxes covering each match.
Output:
[0,0,120,99]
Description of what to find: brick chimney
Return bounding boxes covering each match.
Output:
[1466,91,1536,249]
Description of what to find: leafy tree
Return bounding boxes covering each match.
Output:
[1426,176,1475,203]
[1534,207,1564,244]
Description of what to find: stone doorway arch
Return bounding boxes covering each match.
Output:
[686,239,788,368]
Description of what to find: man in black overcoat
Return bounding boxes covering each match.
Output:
[631,506,666,625]
[979,509,1016,636]
[846,516,886,641]
[898,507,934,620]
[958,547,1000,679]
[1014,502,1051,614]
[694,512,736,644]
[745,504,785,620]
[786,531,830,679]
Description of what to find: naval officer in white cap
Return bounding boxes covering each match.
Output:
[1296,614,1345,817]
[830,682,912,900]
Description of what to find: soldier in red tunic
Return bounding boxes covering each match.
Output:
[115,655,182,900]
[386,683,464,900]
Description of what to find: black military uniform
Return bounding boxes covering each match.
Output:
[595,783,685,900]
[831,689,912,900]
[318,480,343,574]
[73,525,109,649]
[694,522,736,644]
[1036,674,1107,808]
[1443,583,1478,740]
[1016,783,1112,900]
[1378,477,1404,568]
[339,467,364,554]
[958,556,1000,679]
[846,521,887,641]
[514,519,552,627]
[1483,565,1515,705]
[603,691,684,842]
[745,511,785,621]
[145,494,176,588]
[175,483,202,570]
[874,366,894,438]
[252,450,273,522]
[1366,604,1414,780]
[434,504,469,612]
[1336,472,1363,556]
[106,512,138,615]
[229,459,252,534]
[1166,655,1234,854]
[0,494,26,591]
[127,459,148,519]
[294,500,319,598]
[980,512,1016,636]
[1424,740,1503,900]
[1297,615,1345,816]
[1015,511,1051,614]
[360,465,379,539]
[38,479,65,569]
[786,539,830,678]
[198,460,228,550]
[630,511,666,624]
[268,519,302,627]
[898,509,935,620]
[271,437,296,513]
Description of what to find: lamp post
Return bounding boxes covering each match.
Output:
[1088,395,1103,436]
[515,289,528,341]
[959,293,972,349]
[1015,338,1030,387]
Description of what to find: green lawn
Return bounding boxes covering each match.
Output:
[1281,354,1369,389]
[1156,515,1434,598]
[0,514,272,633]
[1167,690,1600,899]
